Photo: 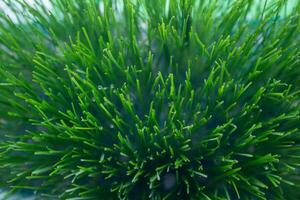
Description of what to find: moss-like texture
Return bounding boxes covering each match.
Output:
[1,0,300,199]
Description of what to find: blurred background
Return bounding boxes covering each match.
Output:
[0,0,298,199]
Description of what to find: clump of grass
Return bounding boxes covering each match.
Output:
[1,0,300,199]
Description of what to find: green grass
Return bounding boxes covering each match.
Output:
[0,0,300,199]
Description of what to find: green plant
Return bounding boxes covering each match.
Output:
[1,0,300,199]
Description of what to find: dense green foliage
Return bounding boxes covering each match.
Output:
[1,0,300,199]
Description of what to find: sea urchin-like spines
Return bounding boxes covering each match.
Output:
[1,0,300,199]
